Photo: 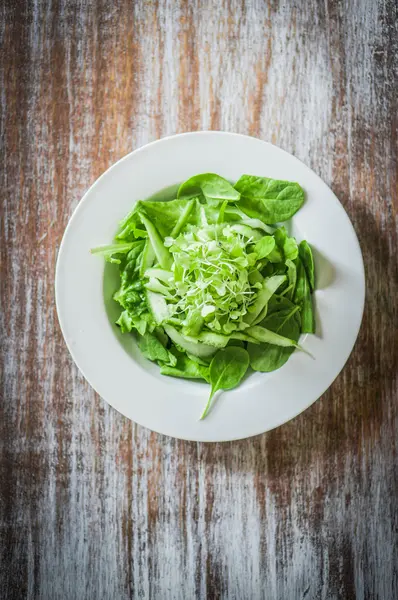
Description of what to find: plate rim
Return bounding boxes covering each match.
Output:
[55,131,365,442]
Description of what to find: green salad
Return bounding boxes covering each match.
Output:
[92,173,316,419]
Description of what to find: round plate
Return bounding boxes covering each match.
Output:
[55,132,365,441]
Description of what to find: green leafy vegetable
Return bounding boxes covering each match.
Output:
[245,325,301,348]
[139,212,172,270]
[90,242,139,264]
[115,205,148,241]
[254,236,276,259]
[92,170,318,420]
[299,240,315,292]
[273,226,299,261]
[136,332,177,366]
[178,173,240,204]
[234,175,305,224]
[248,304,300,372]
[294,257,315,333]
[200,347,249,419]
[285,259,297,300]
[139,239,155,277]
[160,352,210,382]
[164,325,217,358]
[244,275,286,325]
[135,198,197,238]
[171,199,196,237]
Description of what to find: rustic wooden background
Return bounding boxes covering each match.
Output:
[1,0,397,598]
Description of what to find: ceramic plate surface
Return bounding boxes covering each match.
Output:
[55,132,365,441]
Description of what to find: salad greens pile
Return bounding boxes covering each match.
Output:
[92,173,316,419]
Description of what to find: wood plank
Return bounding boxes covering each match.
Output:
[1,0,397,598]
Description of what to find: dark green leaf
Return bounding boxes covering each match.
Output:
[234,175,305,224]
[200,347,249,419]
[246,324,301,348]
[293,257,315,333]
[299,240,315,292]
[248,306,300,372]
[160,352,210,382]
[136,331,177,366]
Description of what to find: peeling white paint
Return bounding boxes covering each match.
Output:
[1,1,397,599]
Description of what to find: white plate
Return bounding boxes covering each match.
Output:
[56,132,365,441]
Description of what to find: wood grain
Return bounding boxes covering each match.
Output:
[1,1,397,598]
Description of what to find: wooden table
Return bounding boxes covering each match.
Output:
[1,1,397,598]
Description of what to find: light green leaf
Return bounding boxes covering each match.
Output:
[254,236,276,259]
[139,212,172,269]
[90,242,137,264]
[178,173,240,204]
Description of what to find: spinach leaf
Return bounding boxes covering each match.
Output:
[136,331,177,366]
[266,294,300,317]
[200,347,249,419]
[234,175,304,224]
[293,257,315,333]
[254,235,276,259]
[227,339,245,349]
[178,173,240,205]
[267,246,283,263]
[273,226,299,261]
[160,352,210,382]
[299,240,315,292]
[248,306,300,372]
[284,236,299,261]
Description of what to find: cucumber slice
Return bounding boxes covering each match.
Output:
[146,291,170,324]
[144,268,173,284]
[145,278,173,299]
[196,331,230,348]
[164,325,216,358]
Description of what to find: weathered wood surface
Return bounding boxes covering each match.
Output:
[1,1,397,598]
